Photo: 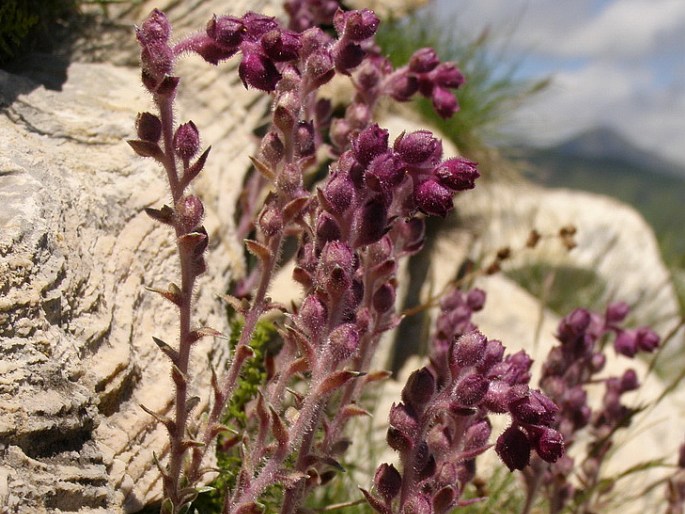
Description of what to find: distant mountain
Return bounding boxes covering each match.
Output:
[513,126,685,264]
[552,126,685,178]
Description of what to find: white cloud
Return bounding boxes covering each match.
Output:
[434,0,685,166]
[558,0,685,59]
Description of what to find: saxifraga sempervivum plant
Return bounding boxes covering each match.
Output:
[127,2,565,513]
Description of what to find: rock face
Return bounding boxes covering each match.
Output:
[0,0,274,510]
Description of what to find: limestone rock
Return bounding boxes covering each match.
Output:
[0,0,280,511]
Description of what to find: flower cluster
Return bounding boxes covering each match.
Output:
[362,289,564,514]
[523,303,660,513]
[131,3,481,513]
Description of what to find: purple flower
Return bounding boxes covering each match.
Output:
[432,62,465,89]
[353,124,389,165]
[337,9,380,42]
[206,15,245,49]
[409,48,440,73]
[434,158,479,191]
[451,331,487,368]
[431,87,459,118]
[136,112,162,142]
[374,463,402,502]
[394,130,443,165]
[261,29,302,62]
[173,121,200,160]
[138,9,171,44]
[239,52,281,91]
[496,425,531,471]
[414,179,454,217]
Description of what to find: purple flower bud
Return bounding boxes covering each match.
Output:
[605,301,630,324]
[432,62,465,89]
[372,283,396,313]
[334,42,365,73]
[454,373,489,406]
[340,9,380,42]
[299,27,331,59]
[304,49,335,90]
[323,173,355,214]
[434,158,479,191]
[374,463,402,502]
[464,419,492,451]
[402,368,436,413]
[366,153,405,196]
[330,119,352,150]
[386,73,420,102]
[478,339,505,373]
[191,39,238,65]
[261,29,301,62]
[316,241,355,296]
[173,121,200,160]
[483,380,510,413]
[294,120,315,158]
[140,41,174,81]
[565,308,593,335]
[409,48,440,73]
[273,92,299,132]
[614,329,638,357]
[258,204,283,237]
[499,351,533,386]
[138,9,171,44]
[315,212,342,246]
[328,323,359,362]
[353,198,388,247]
[355,59,383,90]
[431,86,459,119]
[352,124,389,165]
[394,130,443,165]
[388,402,418,451]
[259,131,285,165]
[509,389,559,427]
[496,425,531,471]
[136,112,162,142]
[239,52,281,91]
[277,163,303,194]
[242,12,279,41]
[451,331,487,368]
[620,369,640,392]
[298,294,328,339]
[414,179,454,217]
[176,195,204,233]
[206,15,244,49]
[531,427,564,463]
[636,327,659,353]
[466,289,486,311]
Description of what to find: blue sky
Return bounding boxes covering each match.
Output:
[434,0,685,166]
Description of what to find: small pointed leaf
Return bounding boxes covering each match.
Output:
[181,146,211,189]
[282,196,310,223]
[245,239,272,262]
[317,370,363,395]
[359,488,391,514]
[144,204,174,224]
[128,139,164,160]
[152,336,179,364]
[249,155,276,180]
